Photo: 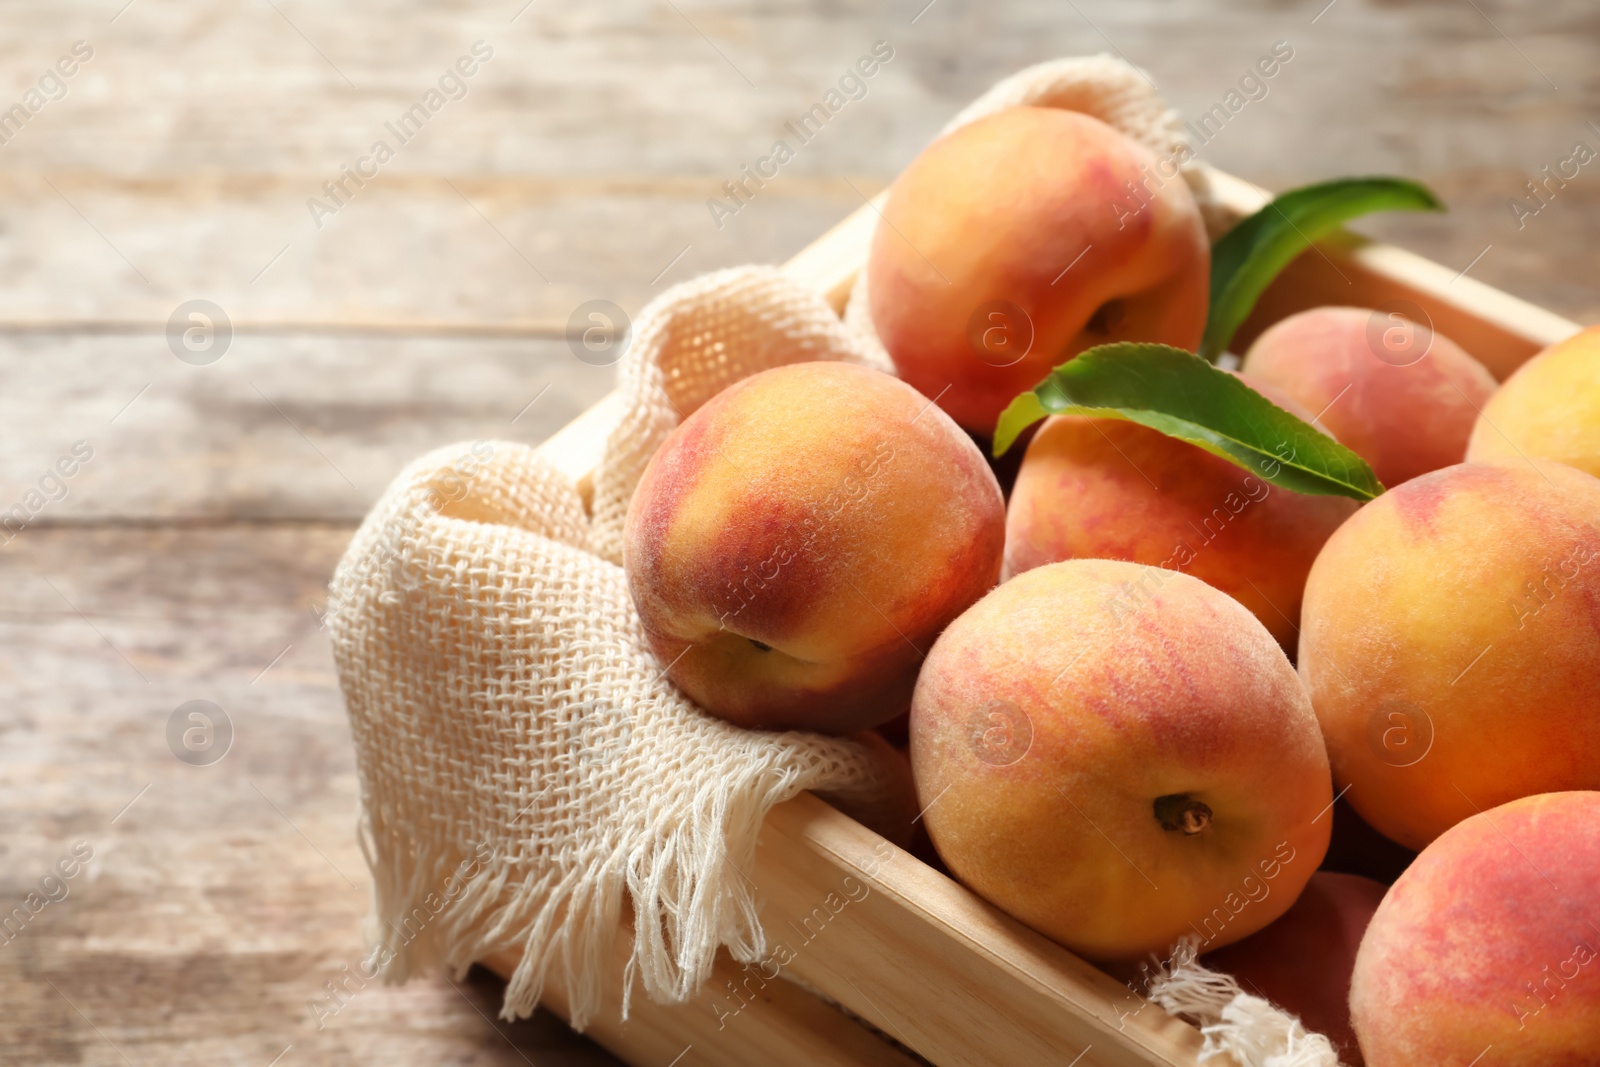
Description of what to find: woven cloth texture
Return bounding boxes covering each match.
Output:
[328,266,911,1031]
[1147,938,1345,1066]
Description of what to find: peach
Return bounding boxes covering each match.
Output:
[623,361,1005,733]
[1241,306,1498,488]
[909,559,1332,962]
[1300,461,1600,850]
[1468,323,1600,478]
[1203,871,1387,1065]
[866,106,1210,435]
[1350,791,1600,1066]
[1003,398,1359,650]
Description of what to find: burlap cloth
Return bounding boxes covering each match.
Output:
[329,56,1345,1067]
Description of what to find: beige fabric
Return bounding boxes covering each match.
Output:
[328,266,912,1031]
[844,53,1232,363]
[1145,938,1346,1067]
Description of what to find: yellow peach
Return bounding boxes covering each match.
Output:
[624,361,1005,733]
[1300,461,1600,850]
[867,106,1209,435]
[1242,306,1497,487]
[1350,791,1600,1066]
[1468,323,1600,478]
[1003,398,1358,651]
[910,559,1332,962]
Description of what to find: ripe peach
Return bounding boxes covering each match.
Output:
[1203,871,1387,1064]
[623,361,1005,733]
[1241,306,1498,488]
[1003,399,1358,650]
[1300,461,1600,850]
[866,106,1209,435]
[1468,324,1600,478]
[1350,791,1600,1066]
[909,559,1332,962]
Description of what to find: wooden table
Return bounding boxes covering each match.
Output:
[2,2,1595,1064]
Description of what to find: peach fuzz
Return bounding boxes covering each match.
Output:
[866,106,1209,435]
[623,361,1005,733]
[909,559,1332,962]
[1350,791,1600,1066]
[1003,401,1358,651]
[1241,306,1498,488]
[1468,323,1600,478]
[1203,871,1387,1065]
[1299,460,1600,851]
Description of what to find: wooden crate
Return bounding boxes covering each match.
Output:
[501,166,1581,1067]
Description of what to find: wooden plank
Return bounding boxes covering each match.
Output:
[483,925,922,1067]
[5,3,1598,334]
[0,174,866,331]
[0,524,625,1066]
[484,793,1205,1067]
[753,795,1203,1067]
[0,318,571,338]
[781,190,886,314]
[0,335,613,523]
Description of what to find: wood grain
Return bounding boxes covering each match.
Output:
[0,524,625,1065]
[0,334,613,523]
[4,1,1599,1064]
[751,796,1203,1067]
[482,922,923,1067]
[1,1,1598,329]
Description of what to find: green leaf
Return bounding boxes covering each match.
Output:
[1201,177,1445,361]
[992,343,1385,501]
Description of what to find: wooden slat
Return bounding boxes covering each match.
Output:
[752,795,1203,1067]
[0,524,625,1066]
[0,335,613,524]
[483,919,922,1067]
[488,793,1203,1067]
[780,191,887,314]
[534,391,626,508]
